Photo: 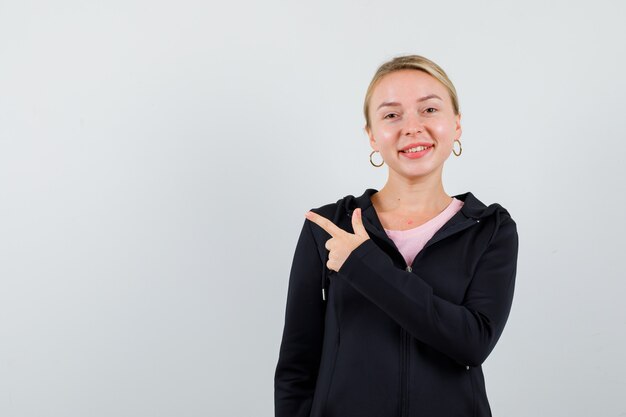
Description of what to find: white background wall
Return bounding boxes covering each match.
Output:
[1,1,625,416]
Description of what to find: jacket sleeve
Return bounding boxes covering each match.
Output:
[336,215,519,367]
[274,219,325,417]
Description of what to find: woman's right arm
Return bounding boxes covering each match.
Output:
[275,218,325,417]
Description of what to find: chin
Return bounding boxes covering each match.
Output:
[391,167,435,180]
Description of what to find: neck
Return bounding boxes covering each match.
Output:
[374,169,451,213]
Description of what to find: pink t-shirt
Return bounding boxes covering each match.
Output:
[383,198,464,268]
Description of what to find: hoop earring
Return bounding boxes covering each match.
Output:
[369,150,384,167]
[453,139,462,157]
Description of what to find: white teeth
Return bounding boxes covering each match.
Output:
[402,145,431,153]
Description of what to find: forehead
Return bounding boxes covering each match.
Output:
[371,70,448,103]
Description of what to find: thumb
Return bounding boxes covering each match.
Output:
[352,208,369,238]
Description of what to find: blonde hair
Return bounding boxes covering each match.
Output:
[363,54,460,130]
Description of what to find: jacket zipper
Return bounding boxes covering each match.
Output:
[400,314,410,417]
[400,263,413,417]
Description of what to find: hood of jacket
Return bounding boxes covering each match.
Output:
[341,188,508,222]
[328,188,510,246]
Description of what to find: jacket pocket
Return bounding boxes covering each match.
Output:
[467,366,477,417]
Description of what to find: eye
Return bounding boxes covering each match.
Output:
[425,107,438,113]
[383,113,398,119]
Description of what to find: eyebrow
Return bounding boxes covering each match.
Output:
[376,94,443,111]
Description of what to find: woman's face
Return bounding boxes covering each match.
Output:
[366,69,461,181]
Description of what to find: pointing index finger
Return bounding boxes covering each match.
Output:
[305,210,343,237]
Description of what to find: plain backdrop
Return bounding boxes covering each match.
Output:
[1,1,625,416]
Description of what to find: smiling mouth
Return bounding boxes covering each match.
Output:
[400,145,434,153]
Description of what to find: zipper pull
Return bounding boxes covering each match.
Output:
[406,265,412,272]
[322,288,326,301]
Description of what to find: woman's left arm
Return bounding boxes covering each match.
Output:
[336,215,519,367]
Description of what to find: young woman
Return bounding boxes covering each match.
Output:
[275,54,519,417]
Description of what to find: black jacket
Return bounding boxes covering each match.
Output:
[275,188,519,417]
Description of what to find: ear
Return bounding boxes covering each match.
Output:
[454,112,462,140]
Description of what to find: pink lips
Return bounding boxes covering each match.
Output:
[399,145,433,159]
[399,142,433,151]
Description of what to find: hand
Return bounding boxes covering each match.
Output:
[304,208,371,272]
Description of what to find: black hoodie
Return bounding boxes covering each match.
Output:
[275,188,519,417]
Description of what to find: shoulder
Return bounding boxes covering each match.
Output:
[305,191,364,240]
[457,191,515,222]
[457,191,518,245]
[308,199,343,220]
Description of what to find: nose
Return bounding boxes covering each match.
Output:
[405,126,422,135]
[404,113,423,135]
